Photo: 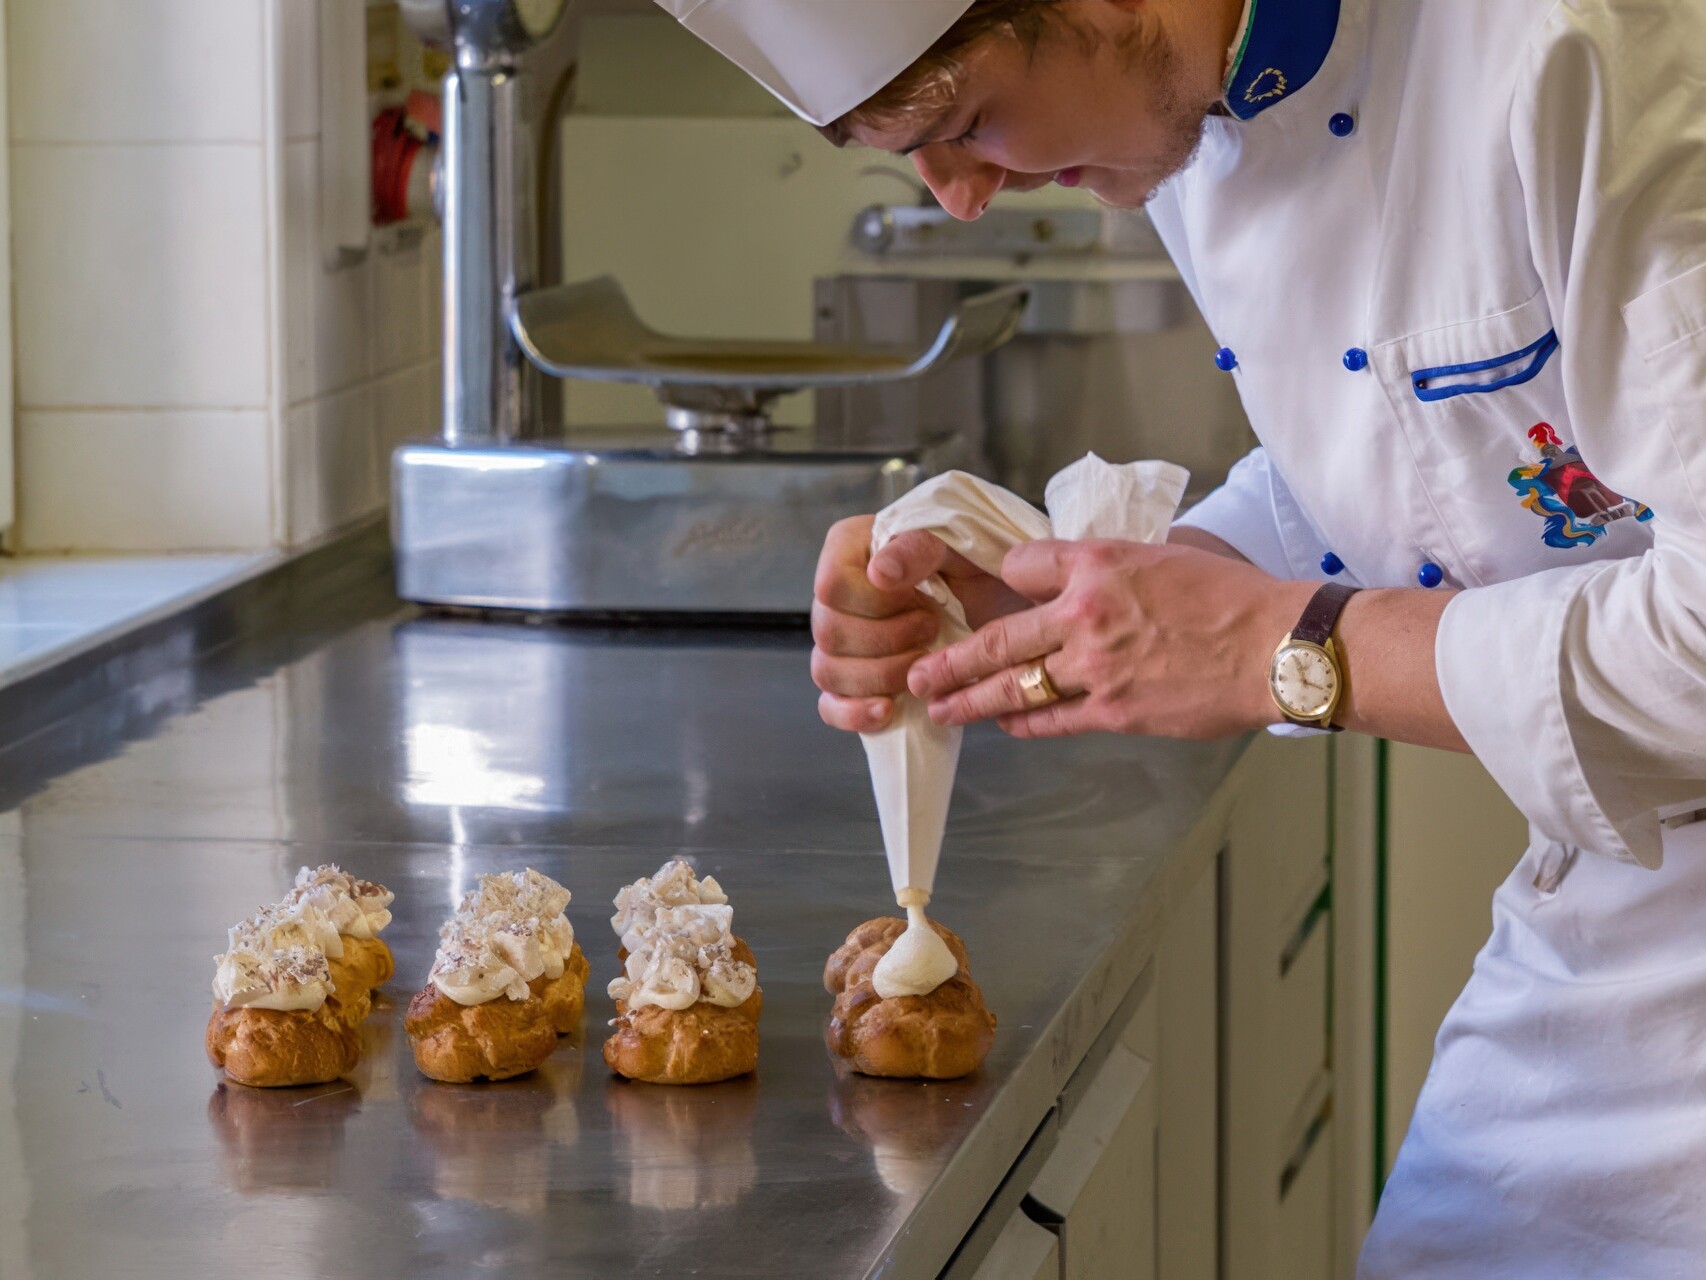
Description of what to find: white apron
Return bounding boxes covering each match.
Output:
[1360,832,1706,1278]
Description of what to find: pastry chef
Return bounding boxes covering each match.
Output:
[657,0,1706,1273]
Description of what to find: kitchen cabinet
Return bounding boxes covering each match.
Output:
[1222,732,1336,1280]
[1320,738,1526,1271]
[959,732,1341,1280]
[1025,975,1161,1280]
[972,1214,1061,1280]
[947,731,1354,1280]
[1381,744,1527,1174]
[1155,856,1218,1280]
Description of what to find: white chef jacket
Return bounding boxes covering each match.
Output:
[1150,0,1706,1272]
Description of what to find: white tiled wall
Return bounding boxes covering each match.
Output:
[16,409,273,549]
[12,144,271,408]
[10,0,266,144]
[277,0,439,549]
[7,0,440,553]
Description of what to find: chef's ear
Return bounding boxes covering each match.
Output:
[1091,0,1160,42]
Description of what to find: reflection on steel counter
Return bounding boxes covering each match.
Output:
[609,1077,760,1212]
[830,1069,996,1200]
[208,1080,363,1195]
[410,1060,581,1215]
[0,559,1245,1279]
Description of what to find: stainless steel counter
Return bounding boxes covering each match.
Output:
[0,564,1245,1279]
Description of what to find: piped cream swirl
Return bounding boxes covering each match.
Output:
[228,896,346,960]
[871,905,960,999]
[454,868,575,973]
[289,864,394,938]
[428,868,576,1005]
[213,939,333,1012]
[607,860,755,1011]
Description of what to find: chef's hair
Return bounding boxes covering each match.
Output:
[816,0,1064,148]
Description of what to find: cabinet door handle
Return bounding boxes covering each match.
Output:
[1279,1094,1333,1200]
[1279,883,1331,978]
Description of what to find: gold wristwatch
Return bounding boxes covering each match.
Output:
[1268,582,1358,730]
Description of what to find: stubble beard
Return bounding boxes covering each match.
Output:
[1087,22,1215,208]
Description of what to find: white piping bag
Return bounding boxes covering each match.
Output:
[860,457,1189,998]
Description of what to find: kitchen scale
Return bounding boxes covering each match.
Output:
[393,0,1029,616]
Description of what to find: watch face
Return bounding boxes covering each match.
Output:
[1271,643,1339,720]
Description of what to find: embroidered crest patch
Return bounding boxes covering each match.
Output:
[1508,423,1651,549]
[1245,68,1288,104]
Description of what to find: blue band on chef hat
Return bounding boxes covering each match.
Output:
[1223,0,1344,122]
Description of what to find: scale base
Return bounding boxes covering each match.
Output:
[392,434,967,616]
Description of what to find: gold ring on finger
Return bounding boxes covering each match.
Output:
[1018,659,1062,709]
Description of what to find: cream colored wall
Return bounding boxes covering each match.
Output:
[0,1,13,544]
[1382,744,1529,1174]
[5,0,436,553]
[560,11,1121,434]
[561,115,925,430]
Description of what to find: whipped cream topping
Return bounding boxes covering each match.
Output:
[607,860,755,1011]
[455,868,575,970]
[431,913,548,1005]
[429,868,576,1005]
[213,941,333,1012]
[871,905,960,999]
[289,864,394,938]
[228,896,347,961]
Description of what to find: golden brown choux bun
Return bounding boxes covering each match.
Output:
[325,984,372,1028]
[603,995,761,1085]
[603,937,760,1084]
[404,986,557,1083]
[534,943,590,1034]
[205,1002,361,1089]
[823,917,995,1080]
[342,936,395,989]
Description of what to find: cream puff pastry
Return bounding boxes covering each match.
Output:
[824,917,995,1080]
[453,868,588,1035]
[604,860,761,1085]
[206,941,360,1088]
[406,868,585,1083]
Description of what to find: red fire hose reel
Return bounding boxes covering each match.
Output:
[372,90,441,227]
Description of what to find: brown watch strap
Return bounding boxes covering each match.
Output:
[1292,582,1359,647]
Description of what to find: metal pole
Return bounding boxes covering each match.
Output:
[440,57,532,445]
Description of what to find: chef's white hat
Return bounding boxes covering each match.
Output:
[654,0,978,127]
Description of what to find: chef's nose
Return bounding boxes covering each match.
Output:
[910,149,1004,222]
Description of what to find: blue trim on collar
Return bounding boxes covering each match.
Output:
[1223,0,1344,122]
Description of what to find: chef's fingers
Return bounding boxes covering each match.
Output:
[925,654,1080,729]
[815,517,919,620]
[868,530,960,592]
[997,696,1101,740]
[908,605,1066,700]
[1000,540,1078,603]
[818,691,894,733]
[811,646,928,700]
[811,599,939,659]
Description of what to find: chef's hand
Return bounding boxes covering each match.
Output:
[906,538,1312,740]
[812,515,1030,732]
